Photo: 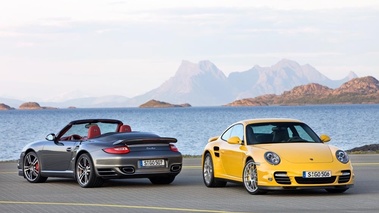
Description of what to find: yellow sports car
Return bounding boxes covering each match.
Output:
[202,118,354,194]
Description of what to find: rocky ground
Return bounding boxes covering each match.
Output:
[346,144,379,153]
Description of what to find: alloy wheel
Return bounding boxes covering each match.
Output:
[77,155,91,186]
[203,154,213,185]
[23,151,47,183]
[243,160,260,194]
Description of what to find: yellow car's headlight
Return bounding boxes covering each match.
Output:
[264,151,281,165]
[336,150,349,164]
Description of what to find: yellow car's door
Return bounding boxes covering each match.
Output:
[221,141,246,179]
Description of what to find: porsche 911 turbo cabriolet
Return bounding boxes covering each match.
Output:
[202,118,354,194]
[18,119,182,187]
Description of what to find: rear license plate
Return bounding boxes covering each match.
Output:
[303,170,331,178]
[140,159,165,167]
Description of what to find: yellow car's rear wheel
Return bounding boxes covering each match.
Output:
[243,159,266,195]
[203,153,226,187]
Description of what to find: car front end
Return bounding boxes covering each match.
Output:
[253,143,354,191]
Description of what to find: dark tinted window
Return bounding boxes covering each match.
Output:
[246,122,321,144]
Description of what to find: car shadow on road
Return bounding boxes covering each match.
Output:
[222,182,357,196]
[44,177,180,188]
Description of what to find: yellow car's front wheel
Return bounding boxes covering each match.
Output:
[243,159,266,195]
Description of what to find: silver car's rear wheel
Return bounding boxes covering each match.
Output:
[203,153,226,187]
[243,159,265,195]
[23,151,47,183]
[76,153,103,188]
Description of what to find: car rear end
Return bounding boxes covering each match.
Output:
[89,135,183,179]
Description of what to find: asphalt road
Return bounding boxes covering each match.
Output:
[1,155,379,213]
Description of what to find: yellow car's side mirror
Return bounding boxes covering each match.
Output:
[208,136,219,143]
[320,134,331,143]
[227,136,241,144]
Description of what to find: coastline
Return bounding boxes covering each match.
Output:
[3,145,379,163]
[346,144,379,154]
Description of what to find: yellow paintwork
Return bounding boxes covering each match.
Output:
[202,118,355,189]
[227,136,241,144]
[320,134,331,142]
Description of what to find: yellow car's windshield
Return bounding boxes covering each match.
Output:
[246,122,322,144]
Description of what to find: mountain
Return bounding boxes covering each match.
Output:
[44,90,94,102]
[226,76,379,106]
[130,60,235,106]
[228,59,357,100]
[130,59,356,106]
[40,95,131,108]
[0,59,359,107]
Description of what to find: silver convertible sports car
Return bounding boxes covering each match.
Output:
[18,119,182,187]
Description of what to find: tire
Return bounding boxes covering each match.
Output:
[243,159,265,195]
[149,175,176,184]
[76,153,103,188]
[202,153,227,187]
[325,187,349,193]
[23,151,48,183]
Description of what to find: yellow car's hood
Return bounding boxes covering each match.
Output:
[255,143,334,163]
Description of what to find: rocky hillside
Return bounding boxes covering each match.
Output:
[18,102,57,110]
[19,102,43,109]
[226,76,379,106]
[129,59,356,106]
[0,103,14,110]
[346,144,379,153]
[139,99,191,108]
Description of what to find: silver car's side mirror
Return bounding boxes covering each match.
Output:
[45,133,56,141]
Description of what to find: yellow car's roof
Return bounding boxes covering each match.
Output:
[237,118,303,125]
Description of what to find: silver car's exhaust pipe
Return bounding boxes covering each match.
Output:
[170,164,182,172]
[121,166,135,174]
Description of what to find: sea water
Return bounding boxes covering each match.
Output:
[0,104,378,161]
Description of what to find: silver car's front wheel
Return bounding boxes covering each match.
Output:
[243,159,265,195]
[23,151,47,183]
[76,153,103,188]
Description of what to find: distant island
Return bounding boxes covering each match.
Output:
[0,103,15,110]
[139,99,192,108]
[346,144,379,154]
[226,76,379,106]
[18,102,57,110]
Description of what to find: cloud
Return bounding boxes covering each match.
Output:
[0,0,378,100]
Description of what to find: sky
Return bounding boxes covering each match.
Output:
[1,0,379,101]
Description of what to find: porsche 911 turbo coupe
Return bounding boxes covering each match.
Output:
[18,119,182,187]
[202,118,354,195]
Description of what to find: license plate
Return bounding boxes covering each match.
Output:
[303,170,331,178]
[140,159,165,167]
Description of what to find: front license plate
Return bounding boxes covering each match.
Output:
[140,159,165,167]
[303,170,332,178]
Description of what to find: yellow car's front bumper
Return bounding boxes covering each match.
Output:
[256,161,354,190]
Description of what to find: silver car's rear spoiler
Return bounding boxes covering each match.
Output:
[113,137,177,145]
